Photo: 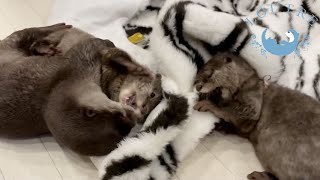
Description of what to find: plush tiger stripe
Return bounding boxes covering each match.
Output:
[100,0,320,179]
[99,77,198,180]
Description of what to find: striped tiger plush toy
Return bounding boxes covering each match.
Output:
[99,0,320,179]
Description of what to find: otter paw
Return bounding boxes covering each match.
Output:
[30,39,60,56]
[110,106,137,127]
[247,171,277,180]
[124,107,139,123]
[39,23,72,34]
[193,100,215,112]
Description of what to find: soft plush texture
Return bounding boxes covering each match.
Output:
[48,0,320,179]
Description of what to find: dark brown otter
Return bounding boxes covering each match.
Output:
[0,24,162,156]
[194,53,320,180]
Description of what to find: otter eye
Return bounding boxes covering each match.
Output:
[150,92,156,98]
[225,57,232,63]
[85,109,96,118]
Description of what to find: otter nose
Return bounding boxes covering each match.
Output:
[196,84,203,91]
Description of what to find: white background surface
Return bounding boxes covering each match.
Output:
[0,0,263,179]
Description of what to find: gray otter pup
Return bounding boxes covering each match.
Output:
[0,24,162,155]
[194,53,320,180]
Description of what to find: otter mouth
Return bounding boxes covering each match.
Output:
[123,94,137,109]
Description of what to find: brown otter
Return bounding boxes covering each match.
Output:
[194,53,320,180]
[0,24,162,155]
[28,25,162,120]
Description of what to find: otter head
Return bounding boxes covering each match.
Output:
[195,53,250,100]
[100,48,163,123]
[118,74,162,122]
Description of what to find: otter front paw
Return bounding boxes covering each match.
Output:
[193,100,216,112]
[38,23,72,34]
[123,107,139,124]
[247,171,278,180]
[30,39,61,56]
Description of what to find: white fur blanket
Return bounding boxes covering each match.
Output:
[48,0,320,179]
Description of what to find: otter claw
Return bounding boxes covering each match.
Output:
[194,100,215,112]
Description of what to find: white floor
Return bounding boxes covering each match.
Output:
[0,0,264,180]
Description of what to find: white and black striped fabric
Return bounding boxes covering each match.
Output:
[100,0,320,179]
[99,77,200,180]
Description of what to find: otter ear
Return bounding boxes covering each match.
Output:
[101,48,153,78]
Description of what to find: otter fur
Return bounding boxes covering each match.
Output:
[0,24,162,156]
[194,53,320,180]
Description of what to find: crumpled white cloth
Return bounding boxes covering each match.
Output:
[48,0,156,71]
